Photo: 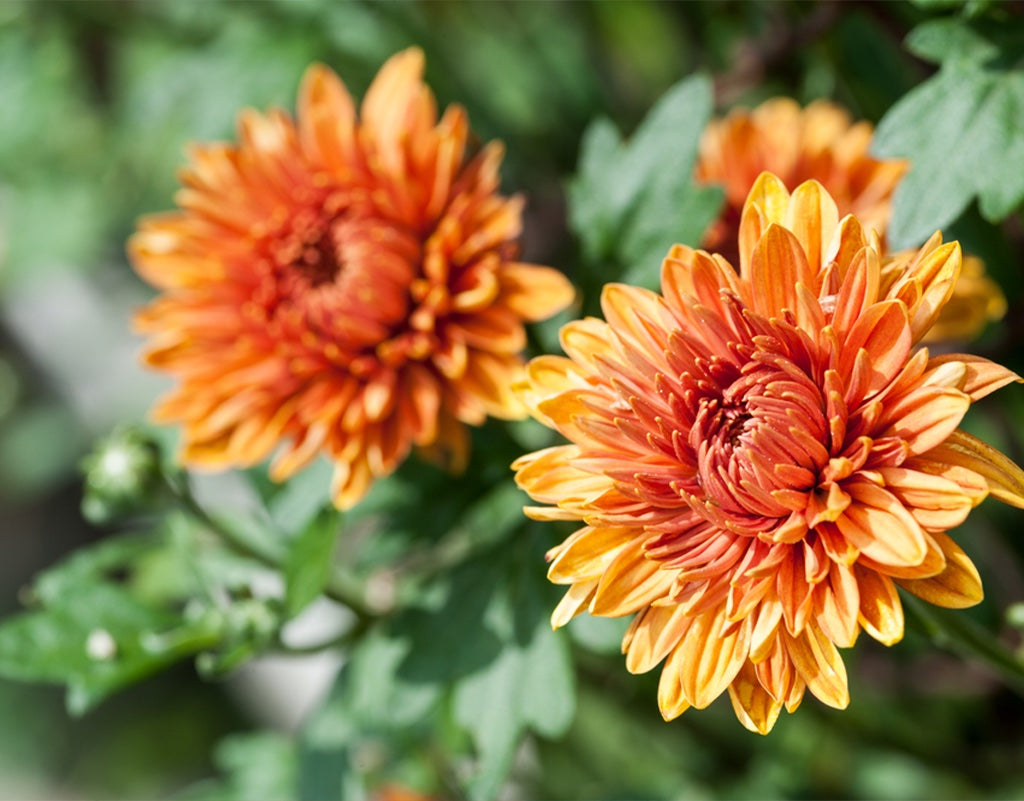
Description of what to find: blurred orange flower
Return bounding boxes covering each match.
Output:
[513,173,1024,733]
[697,97,1005,343]
[697,98,906,261]
[129,48,574,508]
[918,255,1007,344]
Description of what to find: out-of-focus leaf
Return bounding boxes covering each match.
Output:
[33,534,154,605]
[266,459,333,536]
[393,557,504,683]
[905,17,1001,65]
[179,732,297,801]
[451,542,575,801]
[284,512,339,619]
[300,625,444,800]
[568,73,721,293]
[873,19,1024,247]
[305,627,442,748]
[0,583,220,715]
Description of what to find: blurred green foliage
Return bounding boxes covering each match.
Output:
[1,1,1024,800]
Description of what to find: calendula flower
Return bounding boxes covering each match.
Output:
[513,173,1024,733]
[129,48,574,509]
[696,97,1006,342]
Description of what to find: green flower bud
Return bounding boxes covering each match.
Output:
[80,426,164,524]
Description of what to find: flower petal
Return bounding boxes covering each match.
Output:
[785,626,849,709]
[925,429,1024,509]
[728,660,784,735]
[854,565,904,645]
[895,530,983,609]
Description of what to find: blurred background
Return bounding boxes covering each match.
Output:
[2,1,1023,799]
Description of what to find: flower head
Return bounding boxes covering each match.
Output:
[696,97,1005,342]
[513,172,1024,733]
[696,98,907,262]
[129,48,574,508]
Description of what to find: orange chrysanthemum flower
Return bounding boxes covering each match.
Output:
[129,48,574,508]
[696,97,1006,343]
[917,254,1007,343]
[513,172,1024,733]
[697,98,906,261]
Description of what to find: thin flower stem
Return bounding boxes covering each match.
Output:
[163,472,381,623]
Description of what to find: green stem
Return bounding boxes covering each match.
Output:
[163,472,380,623]
[903,593,1024,698]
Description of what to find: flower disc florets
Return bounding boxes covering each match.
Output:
[513,172,1024,733]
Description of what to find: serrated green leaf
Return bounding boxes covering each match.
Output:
[284,512,339,619]
[873,55,1024,246]
[621,183,723,289]
[33,533,155,605]
[451,544,576,800]
[568,74,720,292]
[906,18,1000,66]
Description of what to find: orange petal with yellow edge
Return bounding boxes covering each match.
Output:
[895,530,983,608]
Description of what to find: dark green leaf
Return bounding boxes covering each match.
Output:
[284,512,339,619]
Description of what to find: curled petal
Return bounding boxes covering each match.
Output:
[926,429,1024,509]
[785,626,850,710]
[854,566,904,645]
[895,530,983,609]
[728,660,784,735]
[927,353,1022,401]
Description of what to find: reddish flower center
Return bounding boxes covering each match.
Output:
[687,350,829,523]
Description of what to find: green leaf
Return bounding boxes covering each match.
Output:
[284,512,339,619]
[266,459,333,536]
[451,545,575,801]
[905,18,1000,66]
[0,583,220,715]
[305,627,442,749]
[568,73,722,293]
[33,533,155,606]
[873,22,1024,247]
[180,732,298,801]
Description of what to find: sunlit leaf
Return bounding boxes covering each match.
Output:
[873,18,1024,247]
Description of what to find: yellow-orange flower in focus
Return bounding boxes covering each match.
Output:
[129,49,574,509]
[697,97,1006,342]
[513,172,1024,733]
